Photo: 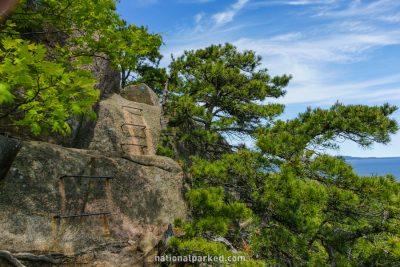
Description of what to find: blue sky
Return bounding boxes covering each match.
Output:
[117,0,400,157]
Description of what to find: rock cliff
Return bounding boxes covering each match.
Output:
[0,85,186,267]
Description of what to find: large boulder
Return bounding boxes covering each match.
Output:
[0,141,186,266]
[88,93,161,156]
[121,84,159,106]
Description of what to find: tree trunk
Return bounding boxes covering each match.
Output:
[0,0,18,21]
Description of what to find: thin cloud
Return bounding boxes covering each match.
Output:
[212,0,249,26]
[285,0,335,5]
[162,0,400,106]
[250,0,337,8]
[235,30,400,64]
[280,75,400,105]
[194,13,204,24]
[380,13,400,23]
[316,0,400,18]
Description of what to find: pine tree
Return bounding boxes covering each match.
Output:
[164,44,400,267]
[164,43,290,159]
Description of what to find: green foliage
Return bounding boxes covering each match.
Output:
[0,0,163,135]
[257,102,398,161]
[190,150,269,208]
[165,44,400,266]
[250,156,400,266]
[6,0,124,60]
[7,0,163,89]
[114,24,163,89]
[185,187,252,237]
[168,237,264,267]
[134,64,167,95]
[0,36,98,135]
[0,83,14,105]
[166,43,290,158]
[156,143,176,158]
[184,150,400,266]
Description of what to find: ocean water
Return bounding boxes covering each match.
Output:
[345,157,400,180]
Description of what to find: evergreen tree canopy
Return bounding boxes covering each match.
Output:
[163,44,400,267]
[257,102,398,161]
[166,43,291,157]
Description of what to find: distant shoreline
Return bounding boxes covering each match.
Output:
[342,157,399,179]
[343,156,400,160]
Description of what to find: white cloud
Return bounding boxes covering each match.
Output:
[316,0,400,18]
[212,0,249,26]
[162,0,400,106]
[269,32,303,41]
[233,25,400,104]
[280,75,400,105]
[194,13,204,24]
[284,0,334,5]
[235,29,400,65]
[379,13,400,23]
[250,0,337,8]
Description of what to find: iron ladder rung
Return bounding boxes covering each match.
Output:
[54,212,111,219]
[121,105,143,115]
[59,175,113,180]
[121,123,146,130]
[120,143,147,148]
[123,134,146,139]
[121,105,143,111]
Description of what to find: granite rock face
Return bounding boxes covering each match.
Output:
[88,93,161,156]
[0,86,186,267]
[0,141,186,266]
[121,84,160,106]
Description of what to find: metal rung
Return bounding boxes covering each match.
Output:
[60,175,113,180]
[125,135,146,139]
[121,105,143,113]
[122,134,146,139]
[54,212,111,219]
[121,123,146,130]
[126,111,142,116]
[120,143,147,148]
